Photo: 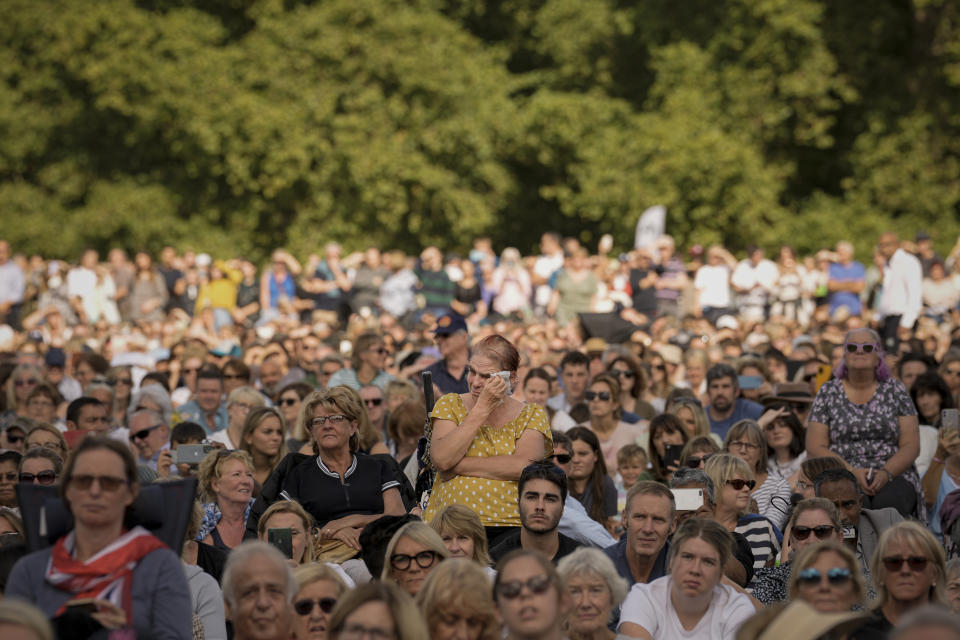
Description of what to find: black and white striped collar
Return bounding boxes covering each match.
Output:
[316,454,357,479]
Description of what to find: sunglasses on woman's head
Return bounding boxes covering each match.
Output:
[844,342,877,354]
[792,525,838,541]
[584,391,611,402]
[726,479,756,491]
[797,567,852,587]
[882,556,929,572]
[496,574,552,600]
[294,597,337,616]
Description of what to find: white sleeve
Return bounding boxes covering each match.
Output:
[618,583,661,635]
[720,591,758,639]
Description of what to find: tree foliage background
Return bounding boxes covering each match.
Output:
[2,0,960,261]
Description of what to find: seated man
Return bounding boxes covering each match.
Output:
[490,461,581,564]
[604,481,675,587]
[176,365,228,435]
[157,421,208,479]
[222,541,294,640]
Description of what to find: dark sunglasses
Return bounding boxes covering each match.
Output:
[108,378,132,386]
[278,398,299,407]
[68,474,128,492]
[685,454,713,468]
[797,567,852,587]
[551,453,572,464]
[390,550,438,571]
[792,525,838,541]
[496,574,552,600]
[369,347,387,355]
[882,556,929,572]
[14,378,38,387]
[19,470,57,485]
[611,369,635,378]
[844,342,877,354]
[130,424,164,441]
[294,597,337,616]
[654,364,667,371]
[0,472,17,482]
[364,398,383,407]
[584,391,611,401]
[183,367,201,374]
[727,479,757,491]
[5,434,23,444]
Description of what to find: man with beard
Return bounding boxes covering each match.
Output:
[490,461,581,564]
[705,363,763,440]
[223,541,294,640]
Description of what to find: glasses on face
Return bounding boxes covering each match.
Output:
[130,424,164,441]
[882,556,929,572]
[727,479,757,491]
[5,434,23,444]
[728,440,760,451]
[797,567,852,587]
[390,550,438,571]
[496,574,552,600]
[792,525,838,541]
[551,453,572,464]
[14,378,38,387]
[611,369,635,379]
[109,378,132,387]
[27,399,54,408]
[685,454,713,468]
[585,391,611,402]
[278,398,299,407]
[311,415,350,428]
[0,472,17,483]
[293,597,337,616]
[844,342,877,354]
[68,474,128,492]
[340,624,395,640]
[223,373,247,381]
[19,470,57,485]
[183,367,200,375]
[364,398,383,407]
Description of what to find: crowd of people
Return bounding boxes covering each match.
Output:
[0,229,959,639]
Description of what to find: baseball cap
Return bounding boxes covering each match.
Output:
[433,314,468,336]
[45,347,66,368]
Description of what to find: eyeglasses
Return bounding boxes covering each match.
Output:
[311,415,350,428]
[728,440,760,451]
[727,479,757,491]
[792,525,838,541]
[611,369,635,378]
[551,453,572,464]
[19,470,57,485]
[130,424,164,441]
[882,556,929,572]
[390,550,438,571]
[108,378,132,387]
[68,474,128,492]
[27,399,54,408]
[685,454,713,468]
[585,391,611,401]
[496,574,553,600]
[278,398,299,407]
[14,378,38,387]
[5,434,23,444]
[364,398,383,407]
[0,472,17,483]
[340,624,395,640]
[294,597,337,616]
[183,367,200,375]
[844,342,877,354]
[797,567,852,587]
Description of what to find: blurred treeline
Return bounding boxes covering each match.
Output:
[2,0,960,261]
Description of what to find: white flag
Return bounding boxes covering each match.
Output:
[634,205,667,249]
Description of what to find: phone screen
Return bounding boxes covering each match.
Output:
[664,444,684,469]
[267,528,293,559]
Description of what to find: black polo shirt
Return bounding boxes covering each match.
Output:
[423,357,469,394]
[280,453,400,528]
[489,530,581,565]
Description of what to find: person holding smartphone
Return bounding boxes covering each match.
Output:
[649,414,689,484]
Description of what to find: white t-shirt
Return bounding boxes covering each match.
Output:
[693,265,732,308]
[618,575,754,640]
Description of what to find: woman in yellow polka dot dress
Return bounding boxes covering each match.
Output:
[423,334,553,544]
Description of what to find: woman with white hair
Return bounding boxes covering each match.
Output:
[129,384,175,428]
[558,548,628,640]
[491,247,532,319]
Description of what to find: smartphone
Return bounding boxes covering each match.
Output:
[737,375,763,390]
[664,444,684,470]
[173,444,214,465]
[672,488,704,512]
[942,409,959,435]
[267,527,293,559]
[493,371,512,396]
[64,598,98,616]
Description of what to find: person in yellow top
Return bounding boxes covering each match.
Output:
[424,334,552,546]
[196,259,243,331]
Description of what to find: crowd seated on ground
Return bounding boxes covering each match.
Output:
[0,231,959,638]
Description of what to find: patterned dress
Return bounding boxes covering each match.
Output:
[423,394,552,527]
[808,377,925,520]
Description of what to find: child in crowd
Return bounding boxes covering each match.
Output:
[615,444,653,527]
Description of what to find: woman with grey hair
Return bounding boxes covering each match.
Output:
[18,446,62,485]
[557,548,627,640]
[129,384,174,427]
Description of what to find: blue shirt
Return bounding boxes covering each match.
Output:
[708,398,765,440]
[603,537,671,587]
[828,261,865,316]
[176,400,229,435]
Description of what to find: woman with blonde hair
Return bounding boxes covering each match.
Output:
[23,422,67,459]
[207,385,265,449]
[327,581,428,640]
[382,521,450,597]
[239,406,285,485]
[196,449,256,552]
[257,499,316,565]
[428,504,492,572]
[723,420,791,528]
[299,385,388,456]
[416,558,499,640]
[788,541,866,613]
[558,548,628,640]
[669,396,714,442]
[292,563,349,640]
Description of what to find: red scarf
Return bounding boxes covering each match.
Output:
[46,525,167,617]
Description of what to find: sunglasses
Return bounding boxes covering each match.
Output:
[68,474,128,492]
[364,398,383,407]
[551,453,572,464]
[19,470,57,485]
[585,391,611,401]
[293,597,337,616]
[368,347,387,355]
[882,556,929,572]
[183,367,201,375]
[797,567,852,587]
[278,398,299,407]
[611,369,635,378]
[130,424,164,441]
[792,525,838,541]
[5,434,23,444]
[14,378,38,387]
[844,342,877,354]
[109,378,132,386]
[390,550,438,571]
[727,479,757,491]
[496,574,552,600]
[685,454,713,468]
